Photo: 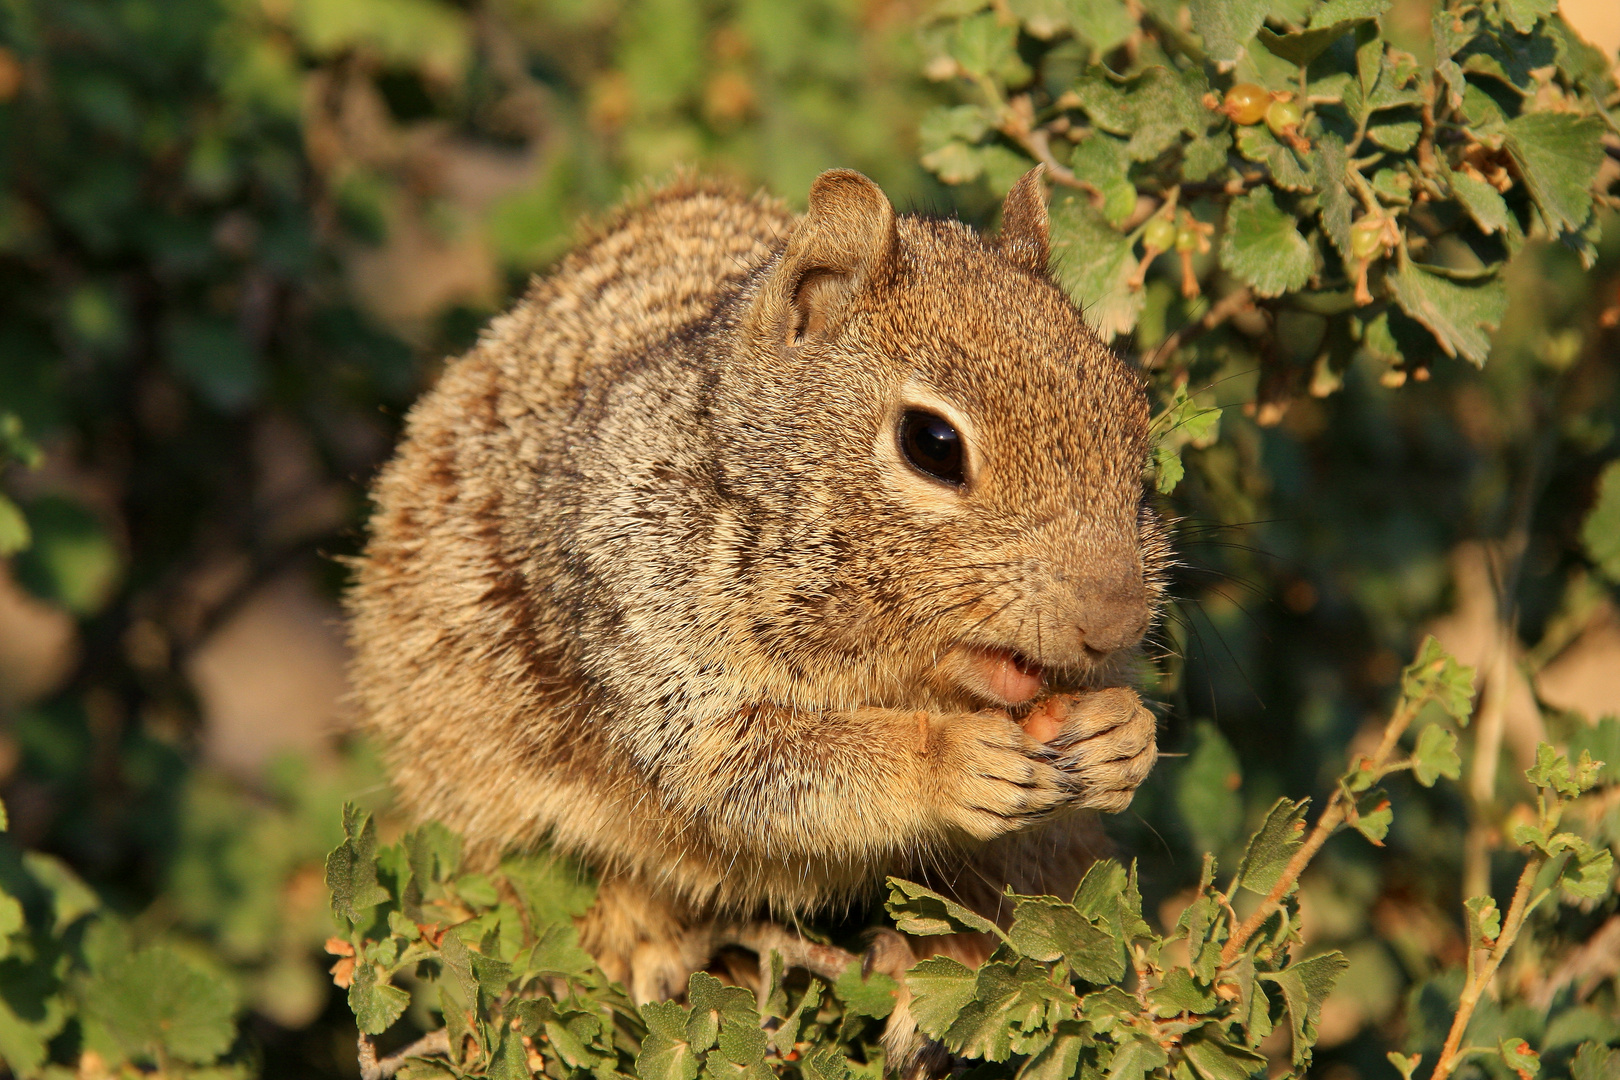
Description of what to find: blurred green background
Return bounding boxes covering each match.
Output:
[0,0,1616,1077]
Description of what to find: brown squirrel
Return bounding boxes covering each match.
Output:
[346,166,1168,1036]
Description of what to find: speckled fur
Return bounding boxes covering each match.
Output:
[346,169,1171,1009]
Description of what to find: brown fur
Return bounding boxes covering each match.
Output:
[346,169,1170,1015]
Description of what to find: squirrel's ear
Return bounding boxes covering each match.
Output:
[775,169,897,347]
[998,166,1049,274]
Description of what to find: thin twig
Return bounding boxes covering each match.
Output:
[1143,287,1254,371]
[1430,856,1545,1080]
[359,1029,453,1080]
[721,923,859,983]
[1221,695,1423,963]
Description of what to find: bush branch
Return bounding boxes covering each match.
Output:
[1222,695,1424,963]
[359,1029,452,1080]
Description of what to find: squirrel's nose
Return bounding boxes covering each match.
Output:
[1074,573,1149,655]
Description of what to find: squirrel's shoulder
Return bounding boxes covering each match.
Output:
[474,175,794,399]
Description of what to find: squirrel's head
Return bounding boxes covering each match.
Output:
[715,167,1166,709]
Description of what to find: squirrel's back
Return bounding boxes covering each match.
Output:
[348,178,791,858]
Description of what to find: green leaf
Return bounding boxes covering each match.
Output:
[1009,894,1124,982]
[22,852,99,934]
[1349,789,1392,844]
[1259,952,1347,1068]
[1257,8,1379,68]
[0,495,28,556]
[83,944,238,1065]
[1499,0,1555,35]
[922,142,986,186]
[1501,1037,1542,1077]
[1069,0,1135,54]
[1189,0,1269,65]
[772,979,822,1053]
[832,962,897,1020]
[1388,262,1507,366]
[885,878,1002,937]
[1411,724,1462,787]
[802,1047,855,1080]
[1049,195,1143,341]
[1388,1052,1423,1080]
[1526,743,1584,798]
[1503,112,1606,235]
[1175,721,1243,853]
[327,803,392,925]
[12,495,122,615]
[1020,1019,1087,1080]
[1182,129,1233,183]
[1067,135,1136,226]
[1220,187,1313,298]
[950,12,1028,83]
[906,955,978,1038]
[349,961,411,1035]
[1150,969,1216,1016]
[1572,1042,1618,1080]
[1232,124,1313,191]
[1464,895,1501,948]
[1106,1035,1170,1080]
[1234,797,1310,897]
[1181,1027,1269,1080]
[1581,461,1620,584]
[1400,636,1478,722]
[1450,169,1512,236]
[919,105,993,152]
[1315,134,1354,263]
[639,1000,700,1080]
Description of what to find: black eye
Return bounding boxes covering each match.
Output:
[898,409,966,486]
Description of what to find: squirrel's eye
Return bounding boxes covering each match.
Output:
[898,409,966,487]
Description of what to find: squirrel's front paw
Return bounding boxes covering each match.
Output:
[1035,687,1158,813]
[927,712,1069,841]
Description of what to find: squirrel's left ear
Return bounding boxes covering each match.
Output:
[998,166,1049,274]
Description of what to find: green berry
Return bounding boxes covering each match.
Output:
[1175,225,1201,252]
[1266,98,1304,136]
[1143,217,1177,252]
[1224,83,1268,125]
[1351,220,1385,260]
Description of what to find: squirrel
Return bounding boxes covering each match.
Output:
[346,166,1169,1049]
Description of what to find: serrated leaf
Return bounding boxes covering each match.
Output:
[1220,187,1313,298]
[1257,13,1375,67]
[1526,743,1583,797]
[1009,895,1124,983]
[1072,66,1210,162]
[1368,119,1420,152]
[1020,1019,1087,1080]
[83,944,238,1064]
[885,878,1001,937]
[919,105,992,153]
[1499,0,1555,35]
[1069,0,1135,54]
[639,1001,700,1080]
[1388,262,1507,366]
[1581,461,1620,584]
[1571,1042,1618,1080]
[921,142,985,186]
[950,12,1028,83]
[1503,112,1606,235]
[1259,952,1347,1068]
[1068,135,1135,226]
[327,803,391,924]
[906,955,978,1038]
[1235,797,1310,896]
[1150,969,1216,1017]
[1189,0,1269,65]
[1049,195,1143,340]
[802,1046,854,1080]
[1232,124,1312,191]
[833,961,897,1020]
[1450,169,1511,236]
[1106,1035,1170,1080]
[1181,1027,1269,1080]
[1183,129,1233,182]
[1412,724,1462,786]
[349,961,411,1035]
[1400,636,1478,722]
[1315,134,1354,263]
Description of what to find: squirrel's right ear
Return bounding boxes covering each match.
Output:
[769,169,897,348]
[998,166,1050,274]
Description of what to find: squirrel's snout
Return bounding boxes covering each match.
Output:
[1071,574,1151,656]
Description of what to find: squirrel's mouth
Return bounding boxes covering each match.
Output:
[956,646,1044,706]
